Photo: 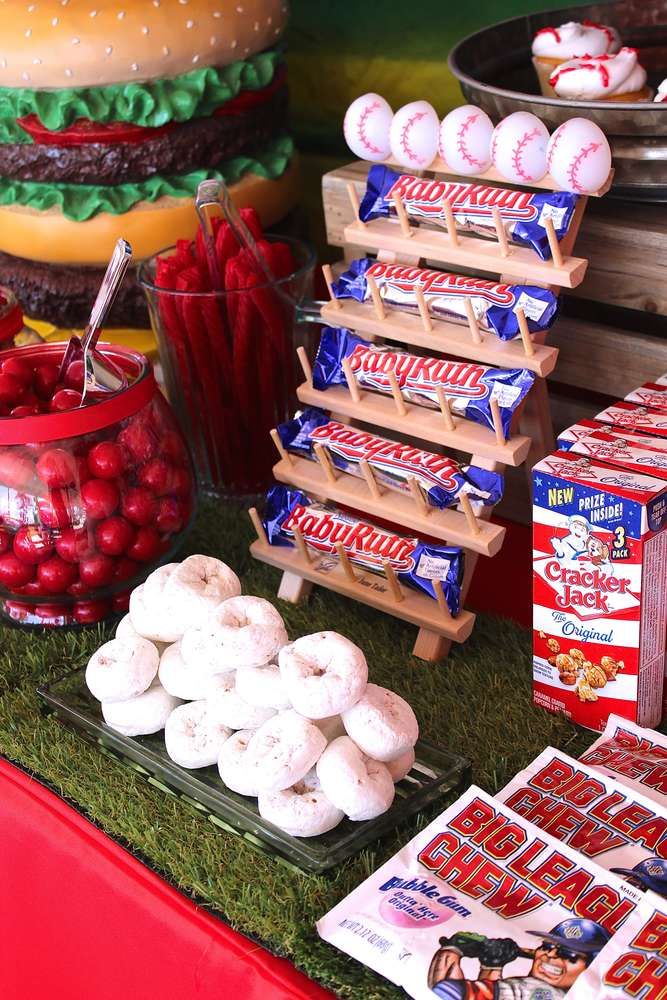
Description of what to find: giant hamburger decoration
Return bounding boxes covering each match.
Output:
[0,0,297,328]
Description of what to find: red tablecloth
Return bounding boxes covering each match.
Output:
[0,758,332,1000]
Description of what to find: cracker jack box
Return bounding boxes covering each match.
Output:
[558,421,667,461]
[566,893,667,999]
[626,383,667,414]
[497,747,667,900]
[580,715,667,808]
[596,402,667,440]
[557,426,667,480]
[532,450,667,732]
[317,785,641,1000]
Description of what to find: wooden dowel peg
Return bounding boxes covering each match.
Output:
[435,386,455,431]
[432,579,452,619]
[490,398,505,445]
[415,286,433,332]
[464,298,482,345]
[459,492,480,536]
[248,507,267,545]
[293,526,312,564]
[387,370,407,416]
[382,559,404,603]
[408,476,429,516]
[334,542,357,583]
[342,356,362,403]
[270,427,292,465]
[367,274,386,320]
[545,216,564,268]
[322,264,341,309]
[347,182,364,225]
[314,442,337,483]
[442,198,459,247]
[297,346,312,385]
[360,459,383,499]
[516,307,535,358]
[391,191,413,238]
[491,207,509,257]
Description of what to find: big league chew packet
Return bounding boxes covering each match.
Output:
[317,785,641,1000]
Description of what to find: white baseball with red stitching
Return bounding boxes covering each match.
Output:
[491,111,550,185]
[389,100,439,169]
[547,118,611,194]
[343,93,393,163]
[439,104,494,176]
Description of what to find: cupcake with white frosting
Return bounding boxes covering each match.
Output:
[549,47,652,103]
[531,20,621,97]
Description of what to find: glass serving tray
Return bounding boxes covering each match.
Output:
[38,670,471,874]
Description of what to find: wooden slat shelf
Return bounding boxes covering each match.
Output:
[320,299,559,378]
[272,455,506,557]
[343,218,588,289]
[296,381,532,467]
[250,538,476,649]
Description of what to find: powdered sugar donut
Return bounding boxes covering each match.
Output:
[342,684,418,762]
[384,746,416,782]
[343,93,393,163]
[244,710,327,792]
[235,661,291,711]
[101,680,181,737]
[158,641,213,701]
[86,636,159,703]
[116,613,167,656]
[258,768,344,837]
[162,555,241,631]
[181,596,286,673]
[164,700,232,769]
[314,715,346,743]
[143,562,179,603]
[129,583,184,644]
[206,673,277,730]
[217,729,259,796]
[316,736,395,821]
[278,631,368,719]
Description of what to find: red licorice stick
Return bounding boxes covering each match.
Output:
[154,258,201,453]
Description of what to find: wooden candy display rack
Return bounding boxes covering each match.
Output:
[250,157,601,660]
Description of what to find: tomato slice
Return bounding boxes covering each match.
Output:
[16,65,287,146]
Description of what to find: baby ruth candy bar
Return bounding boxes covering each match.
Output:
[313,327,535,438]
[359,164,578,261]
[277,408,504,512]
[262,484,464,614]
[333,257,559,341]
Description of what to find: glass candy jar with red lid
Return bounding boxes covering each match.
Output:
[0,342,196,627]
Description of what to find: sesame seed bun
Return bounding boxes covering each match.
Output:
[0,0,288,89]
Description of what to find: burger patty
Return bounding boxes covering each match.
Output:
[0,252,149,328]
[0,86,288,185]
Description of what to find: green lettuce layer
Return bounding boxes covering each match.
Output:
[0,49,282,145]
[0,134,293,221]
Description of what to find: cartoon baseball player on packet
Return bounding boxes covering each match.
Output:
[427,918,610,999]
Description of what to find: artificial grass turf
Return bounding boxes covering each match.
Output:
[0,499,637,998]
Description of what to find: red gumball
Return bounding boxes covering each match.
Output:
[117,421,157,464]
[138,457,173,496]
[81,478,119,520]
[33,364,59,400]
[19,579,47,596]
[12,525,54,564]
[0,450,34,491]
[95,516,134,556]
[49,388,83,412]
[0,527,11,555]
[10,405,41,417]
[55,526,93,564]
[67,580,89,596]
[121,486,157,526]
[112,557,140,583]
[87,441,125,480]
[79,553,114,589]
[36,448,77,488]
[0,552,35,589]
[63,360,85,391]
[73,599,110,624]
[160,430,188,465]
[126,526,161,562]
[1,357,32,389]
[37,556,78,593]
[0,373,24,408]
[155,497,183,535]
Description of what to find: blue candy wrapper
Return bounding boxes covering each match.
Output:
[359,165,578,262]
[278,407,503,512]
[262,484,464,614]
[312,328,535,438]
[332,257,558,342]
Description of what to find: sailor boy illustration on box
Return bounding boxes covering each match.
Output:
[549,516,612,572]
